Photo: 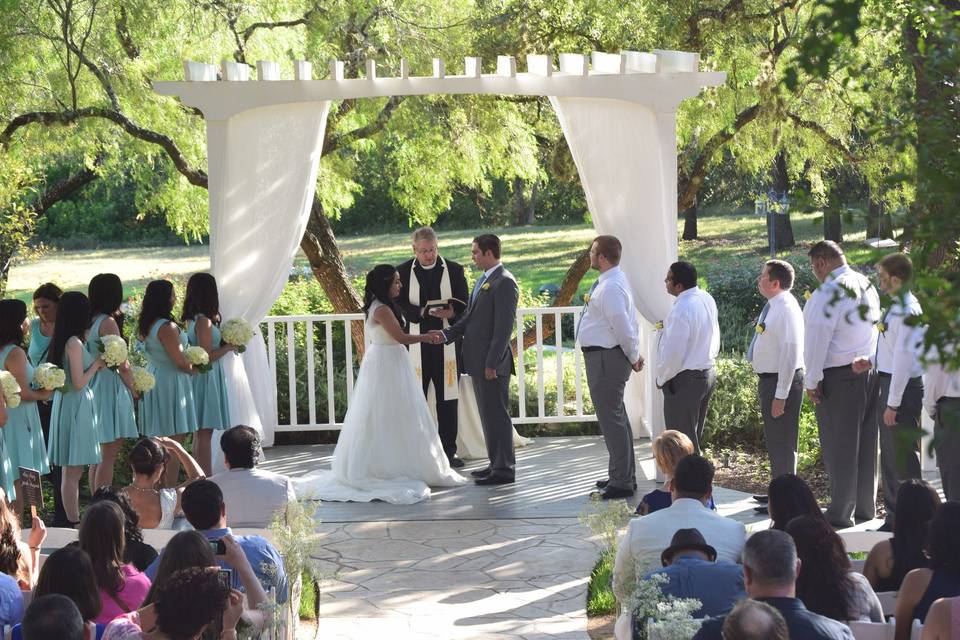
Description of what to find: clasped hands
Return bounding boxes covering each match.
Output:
[424,330,446,345]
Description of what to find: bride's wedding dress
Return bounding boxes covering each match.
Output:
[293,301,468,504]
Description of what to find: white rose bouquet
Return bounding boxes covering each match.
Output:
[99,334,128,370]
[0,371,21,409]
[221,318,254,353]
[33,363,66,391]
[184,346,212,373]
[131,367,156,394]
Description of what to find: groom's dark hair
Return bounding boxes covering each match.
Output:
[474,234,501,259]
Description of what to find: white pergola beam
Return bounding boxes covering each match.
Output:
[257,60,281,81]
[294,60,312,80]
[496,56,517,77]
[432,58,445,78]
[330,60,345,81]
[221,61,249,82]
[558,53,589,76]
[365,59,377,80]
[653,49,700,72]
[591,51,626,74]
[526,54,553,77]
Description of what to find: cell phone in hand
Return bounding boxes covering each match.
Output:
[217,567,232,590]
[210,538,227,555]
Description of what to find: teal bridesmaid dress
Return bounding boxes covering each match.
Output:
[48,343,102,466]
[138,319,198,437]
[28,319,51,367]
[0,344,50,482]
[187,315,231,430]
[86,315,138,443]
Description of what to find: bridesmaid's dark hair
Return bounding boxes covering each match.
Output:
[181,273,221,325]
[0,299,27,347]
[88,273,125,339]
[138,280,176,340]
[363,264,402,325]
[48,292,91,367]
[32,282,62,304]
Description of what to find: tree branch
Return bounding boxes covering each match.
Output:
[241,3,325,43]
[787,112,861,163]
[115,5,140,60]
[325,96,405,154]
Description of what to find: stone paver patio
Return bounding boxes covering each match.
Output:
[261,436,764,639]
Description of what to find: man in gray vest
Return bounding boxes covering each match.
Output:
[803,240,880,528]
[749,260,805,486]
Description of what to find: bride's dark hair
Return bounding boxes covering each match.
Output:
[363,264,403,325]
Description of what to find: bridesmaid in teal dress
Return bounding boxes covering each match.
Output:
[28,283,69,526]
[86,274,139,490]
[137,280,198,486]
[182,273,236,475]
[47,292,105,525]
[0,299,53,508]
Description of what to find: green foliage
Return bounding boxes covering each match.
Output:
[586,552,617,617]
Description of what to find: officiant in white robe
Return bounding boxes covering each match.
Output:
[397,227,470,466]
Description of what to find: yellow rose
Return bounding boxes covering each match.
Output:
[803,290,812,301]
[481,282,491,291]
[583,294,591,303]
[654,321,664,331]
[755,323,766,335]
[876,321,887,334]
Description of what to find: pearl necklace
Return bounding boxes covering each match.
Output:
[126,483,158,494]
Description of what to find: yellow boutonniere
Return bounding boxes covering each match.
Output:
[583,294,591,303]
[803,290,812,301]
[876,321,887,334]
[654,321,664,331]
[755,323,766,335]
[481,282,491,291]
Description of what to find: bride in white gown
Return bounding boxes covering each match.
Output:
[294,265,468,504]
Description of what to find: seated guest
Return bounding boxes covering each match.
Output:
[922,596,960,640]
[79,501,151,624]
[864,479,941,592]
[210,425,296,527]
[721,600,789,640]
[895,501,960,640]
[140,530,269,632]
[692,529,855,640]
[91,486,159,572]
[768,473,827,531]
[0,570,23,627]
[102,567,243,640]
[0,500,45,589]
[11,546,105,640]
[644,528,745,617]
[21,594,86,640]
[613,455,746,602]
[786,514,883,622]
[145,480,288,603]
[123,437,205,529]
[636,430,715,516]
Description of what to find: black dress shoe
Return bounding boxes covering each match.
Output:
[754,506,769,514]
[596,478,638,490]
[752,494,769,504]
[470,467,492,478]
[873,522,894,533]
[593,486,634,500]
[475,475,514,486]
[448,456,465,468]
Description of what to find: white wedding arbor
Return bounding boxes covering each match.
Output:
[153,50,726,447]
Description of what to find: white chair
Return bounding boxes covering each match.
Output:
[21,527,77,550]
[876,591,897,618]
[910,618,923,640]
[36,553,47,571]
[839,530,891,554]
[849,619,895,640]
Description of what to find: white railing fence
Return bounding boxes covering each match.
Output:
[262,306,597,432]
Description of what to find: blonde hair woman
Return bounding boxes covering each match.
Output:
[636,429,716,515]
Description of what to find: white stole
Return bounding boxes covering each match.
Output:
[407,257,459,400]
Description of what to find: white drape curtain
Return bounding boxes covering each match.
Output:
[207,102,332,453]
[550,97,679,440]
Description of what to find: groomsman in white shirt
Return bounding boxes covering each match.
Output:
[923,342,960,500]
[657,261,720,455]
[577,236,644,499]
[748,260,805,482]
[803,240,881,528]
[852,253,924,529]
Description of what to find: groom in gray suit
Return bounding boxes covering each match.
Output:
[430,234,520,485]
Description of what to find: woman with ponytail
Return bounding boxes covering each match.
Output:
[48,291,105,526]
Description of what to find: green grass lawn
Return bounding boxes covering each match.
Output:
[8,209,886,304]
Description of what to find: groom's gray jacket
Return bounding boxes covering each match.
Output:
[444,265,519,377]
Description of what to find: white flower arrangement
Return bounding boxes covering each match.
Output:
[99,334,128,369]
[221,318,255,353]
[627,571,704,640]
[131,367,156,394]
[0,371,21,408]
[184,346,212,373]
[33,363,66,391]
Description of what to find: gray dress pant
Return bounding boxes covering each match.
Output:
[758,369,804,480]
[878,374,923,523]
[816,366,879,527]
[662,368,717,455]
[934,398,960,501]
[584,348,635,491]
[472,374,516,479]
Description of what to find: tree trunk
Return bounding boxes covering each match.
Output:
[823,209,842,242]
[772,151,789,196]
[515,248,591,353]
[681,199,698,240]
[867,198,893,239]
[299,198,366,356]
[766,209,796,252]
[524,181,538,225]
[0,243,15,297]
